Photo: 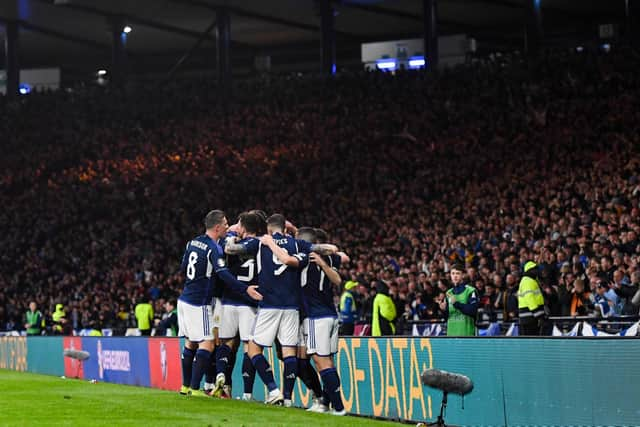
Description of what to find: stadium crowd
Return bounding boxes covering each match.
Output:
[1,46,639,335]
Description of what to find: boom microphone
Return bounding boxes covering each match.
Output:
[421,368,473,396]
[63,349,90,361]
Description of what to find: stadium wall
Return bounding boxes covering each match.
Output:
[0,336,637,426]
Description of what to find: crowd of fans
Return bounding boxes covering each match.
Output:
[1,46,639,335]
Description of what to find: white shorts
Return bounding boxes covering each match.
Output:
[304,317,339,356]
[212,297,223,330]
[219,304,257,342]
[251,308,299,348]
[298,318,306,348]
[177,299,214,342]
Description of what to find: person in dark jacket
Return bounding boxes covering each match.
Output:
[612,269,638,315]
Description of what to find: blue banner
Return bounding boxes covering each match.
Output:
[82,337,150,387]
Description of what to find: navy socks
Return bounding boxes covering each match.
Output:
[320,367,344,411]
[181,347,196,388]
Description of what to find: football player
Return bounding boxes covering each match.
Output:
[297,228,347,415]
[211,211,266,400]
[177,210,262,397]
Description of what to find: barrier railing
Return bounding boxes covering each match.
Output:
[406,315,640,336]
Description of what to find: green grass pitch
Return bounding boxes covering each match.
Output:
[0,370,406,426]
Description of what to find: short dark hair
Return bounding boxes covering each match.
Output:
[204,210,226,229]
[297,226,317,243]
[250,209,268,223]
[314,228,328,242]
[240,212,266,235]
[267,213,286,231]
[451,262,465,272]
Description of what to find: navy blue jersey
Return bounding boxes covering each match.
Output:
[256,232,309,309]
[301,254,342,319]
[212,237,225,299]
[222,235,259,307]
[179,235,228,306]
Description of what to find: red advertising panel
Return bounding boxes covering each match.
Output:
[63,337,84,379]
[148,338,181,391]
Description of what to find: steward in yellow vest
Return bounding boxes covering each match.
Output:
[339,281,358,335]
[372,282,396,336]
[52,304,67,335]
[517,261,546,335]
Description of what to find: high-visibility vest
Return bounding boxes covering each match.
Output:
[372,294,396,336]
[446,285,476,336]
[52,307,66,332]
[25,310,43,335]
[339,292,357,323]
[517,276,545,318]
[135,303,154,330]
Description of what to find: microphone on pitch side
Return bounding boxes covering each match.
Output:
[421,368,474,396]
[63,349,90,361]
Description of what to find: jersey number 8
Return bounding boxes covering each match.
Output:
[186,251,198,279]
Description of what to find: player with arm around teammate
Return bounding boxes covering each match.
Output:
[178,210,262,397]
[240,214,310,405]
[226,214,337,404]
[265,226,347,410]
[211,211,266,400]
[297,228,347,415]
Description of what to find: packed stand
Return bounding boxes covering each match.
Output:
[1,46,640,336]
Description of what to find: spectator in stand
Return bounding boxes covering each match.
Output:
[612,269,637,315]
[542,281,561,317]
[503,274,520,322]
[155,299,178,337]
[569,279,594,316]
[479,282,499,322]
[428,291,447,320]
[600,256,616,282]
[593,281,615,317]
[409,293,428,321]
[631,272,640,311]
[358,284,375,326]
[1,46,639,336]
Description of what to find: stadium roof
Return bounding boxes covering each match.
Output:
[0,0,628,80]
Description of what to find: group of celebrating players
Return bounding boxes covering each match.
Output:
[177,209,348,416]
